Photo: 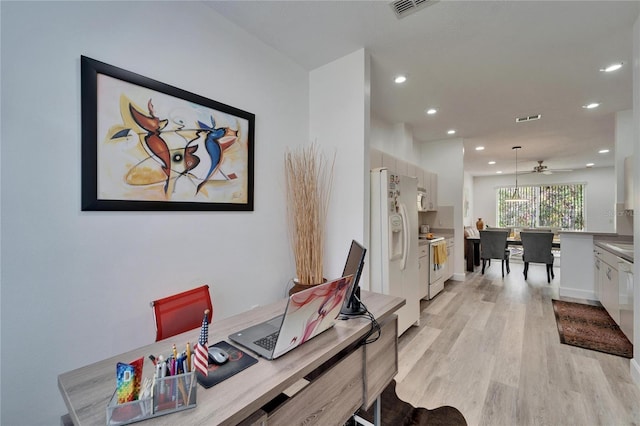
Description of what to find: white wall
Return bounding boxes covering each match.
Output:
[309,49,370,278]
[631,13,640,388]
[463,171,474,227]
[370,116,395,153]
[420,139,465,280]
[616,109,634,202]
[473,167,616,232]
[0,2,313,424]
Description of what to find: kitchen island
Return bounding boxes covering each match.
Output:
[558,231,630,300]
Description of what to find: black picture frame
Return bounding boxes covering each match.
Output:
[81,56,255,211]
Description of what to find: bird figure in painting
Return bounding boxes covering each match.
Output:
[129,100,172,192]
[195,116,239,194]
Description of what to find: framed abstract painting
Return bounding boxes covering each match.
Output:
[81,56,255,211]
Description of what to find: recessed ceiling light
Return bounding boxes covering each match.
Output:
[426,108,437,115]
[394,75,407,84]
[586,163,595,167]
[599,149,610,154]
[496,171,503,174]
[475,146,485,151]
[488,161,496,165]
[600,62,623,72]
[583,102,600,109]
[447,129,456,135]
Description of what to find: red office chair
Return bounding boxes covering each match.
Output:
[151,285,212,341]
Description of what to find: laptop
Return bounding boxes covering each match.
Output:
[229,275,354,360]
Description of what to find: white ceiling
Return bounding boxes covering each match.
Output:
[207,1,639,176]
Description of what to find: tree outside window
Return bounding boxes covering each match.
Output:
[497,184,584,230]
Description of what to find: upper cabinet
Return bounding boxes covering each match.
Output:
[429,172,438,210]
[381,152,396,172]
[624,156,633,210]
[370,149,383,170]
[395,158,408,177]
[422,171,437,211]
[369,149,438,211]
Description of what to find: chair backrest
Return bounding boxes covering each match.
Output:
[151,285,212,341]
[485,227,512,237]
[520,231,554,264]
[479,230,509,259]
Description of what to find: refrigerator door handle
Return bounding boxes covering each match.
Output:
[399,203,409,271]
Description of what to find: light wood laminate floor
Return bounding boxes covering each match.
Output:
[394,261,640,426]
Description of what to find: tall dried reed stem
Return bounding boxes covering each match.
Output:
[284,143,335,286]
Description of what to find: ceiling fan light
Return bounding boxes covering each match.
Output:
[583,102,600,109]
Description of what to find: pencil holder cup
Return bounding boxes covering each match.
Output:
[107,371,197,425]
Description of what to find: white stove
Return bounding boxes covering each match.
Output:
[419,236,446,299]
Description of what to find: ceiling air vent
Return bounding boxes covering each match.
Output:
[390,0,438,19]
[515,114,541,123]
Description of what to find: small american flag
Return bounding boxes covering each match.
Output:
[194,310,210,376]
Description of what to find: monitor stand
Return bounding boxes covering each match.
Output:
[340,288,367,316]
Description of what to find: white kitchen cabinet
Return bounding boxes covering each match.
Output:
[594,246,620,324]
[396,158,408,177]
[603,262,619,324]
[445,238,454,281]
[618,259,634,343]
[430,171,438,210]
[418,244,429,299]
[594,254,602,300]
[370,149,383,170]
[417,168,425,189]
[381,152,396,173]
[407,163,417,180]
[423,171,438,210]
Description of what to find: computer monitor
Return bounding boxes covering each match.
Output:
[340,240,367,316]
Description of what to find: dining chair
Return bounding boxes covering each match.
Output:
[520,231,555,283]
[479,230,510,277]
[151,284,212,341]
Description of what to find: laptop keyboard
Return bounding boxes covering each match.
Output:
[254,331,279,351]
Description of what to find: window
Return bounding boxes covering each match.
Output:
[496,184,585,230]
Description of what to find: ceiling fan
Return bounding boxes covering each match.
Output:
[522,160,573,175]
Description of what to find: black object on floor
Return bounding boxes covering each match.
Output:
[354,380,467,426]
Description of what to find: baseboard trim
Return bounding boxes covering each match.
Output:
[451,272,465,281]
[558,287,595,300]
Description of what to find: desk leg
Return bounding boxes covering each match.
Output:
[352,397,381,426]
[373,395,381,426]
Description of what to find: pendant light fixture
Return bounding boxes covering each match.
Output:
[506,146,528,202]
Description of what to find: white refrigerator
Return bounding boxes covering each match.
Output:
[370,168,420,335]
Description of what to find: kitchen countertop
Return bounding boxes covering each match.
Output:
[594,240,634,263]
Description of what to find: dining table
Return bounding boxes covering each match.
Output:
[465,236,561,272]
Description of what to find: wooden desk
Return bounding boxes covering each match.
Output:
[465,237,561,272]
[58,291,404,425]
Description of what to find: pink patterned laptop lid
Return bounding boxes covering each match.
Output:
[272,275,354,358]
